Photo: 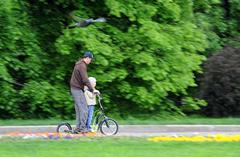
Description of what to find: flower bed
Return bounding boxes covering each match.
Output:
[0,132,97,139]
[148,134,240,142]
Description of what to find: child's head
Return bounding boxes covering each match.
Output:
[89,77,96,88]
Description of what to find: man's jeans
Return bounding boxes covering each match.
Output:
[71,87,88,131]
[86,105,94,129]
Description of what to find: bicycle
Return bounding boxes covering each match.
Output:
[56,94,119,136]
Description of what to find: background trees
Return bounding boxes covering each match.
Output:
[0,0,239,119]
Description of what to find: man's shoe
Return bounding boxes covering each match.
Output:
[81,130,89,133]
[73,128,81,134]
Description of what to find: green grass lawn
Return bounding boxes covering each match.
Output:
[0,137,239,157]
[0,117,240,125]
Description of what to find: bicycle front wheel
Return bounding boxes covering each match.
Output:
[99,118,119,135]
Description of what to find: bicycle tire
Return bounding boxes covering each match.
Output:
[56,122,72,133]
[99,118,119,135]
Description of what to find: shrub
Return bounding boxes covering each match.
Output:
[200,47,240,116]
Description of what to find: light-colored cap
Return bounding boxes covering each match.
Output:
[89,77,96,84]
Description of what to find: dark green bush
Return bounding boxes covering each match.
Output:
[200,47,240,116]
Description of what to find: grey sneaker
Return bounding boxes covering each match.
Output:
[73,128,81,134]
[89,128,95,132]
[77,128,90,133]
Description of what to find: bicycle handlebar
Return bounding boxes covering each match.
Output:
[97,94,102,99]
[97,94,104,111]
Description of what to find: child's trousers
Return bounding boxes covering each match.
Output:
[86,105,95,129]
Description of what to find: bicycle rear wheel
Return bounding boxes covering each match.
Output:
[56,122,72,133]
[99,118,118,135]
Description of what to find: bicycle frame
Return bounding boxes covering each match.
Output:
[91,95,109,130]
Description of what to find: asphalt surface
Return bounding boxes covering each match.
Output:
[1,125,240,137]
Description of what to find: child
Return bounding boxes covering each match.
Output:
[84,77,100,131]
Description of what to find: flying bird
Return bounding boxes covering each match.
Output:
[69,17,106,28]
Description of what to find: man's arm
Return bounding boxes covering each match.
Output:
[79,64,94,92]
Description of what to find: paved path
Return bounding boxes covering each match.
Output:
[1,125,240,137]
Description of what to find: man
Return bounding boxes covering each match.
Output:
[70,51,94,133]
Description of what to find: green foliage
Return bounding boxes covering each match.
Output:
[0,0,239,119]
[0,0,43,118]
[181,97,207,112]
[193,0,240,55]
[19,81,73,119]
[56,0,207,115]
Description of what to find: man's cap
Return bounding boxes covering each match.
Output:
[83,51,94,59]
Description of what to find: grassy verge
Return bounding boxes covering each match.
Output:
[118,116,240,125]
[0,117,240,125]
[0,137,239,157]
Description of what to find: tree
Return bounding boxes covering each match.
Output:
[1,0,239,119]
[55,0,208,116]
[193,0,240,56]
[200,47,240,116]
